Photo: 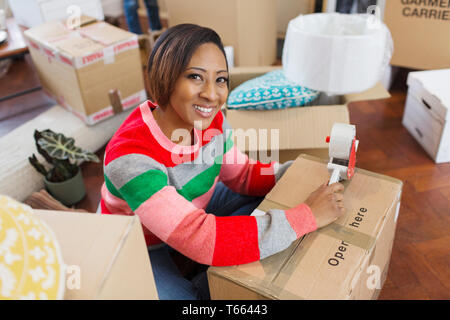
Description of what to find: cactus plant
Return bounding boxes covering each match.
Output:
[28,129,100,183]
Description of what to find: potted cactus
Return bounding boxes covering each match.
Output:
[28,129,100,206]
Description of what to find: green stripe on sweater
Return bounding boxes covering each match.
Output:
[120,169,168,211]
[104,175,122,199]
[115,132,232,209]
[177,161,222,201]
[176,133,231,201]
[224,129,234,154]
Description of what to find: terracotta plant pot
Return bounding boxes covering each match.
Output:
[44,168,86,206]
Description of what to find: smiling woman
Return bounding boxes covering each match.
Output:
[152,42,229,145]
[99,24,346,300]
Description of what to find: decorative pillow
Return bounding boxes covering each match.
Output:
[0,195,65,300]
[227,70,319,110]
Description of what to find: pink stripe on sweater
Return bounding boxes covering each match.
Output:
[134,186,198,242]
[191,176,219,209]
[219,145,253,194]
[140,102,201,156]
[285,203,317,237]
[166,209,216,265]
[101,183,134,215]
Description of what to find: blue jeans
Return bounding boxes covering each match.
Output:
[148,182,264,300]
[123,0,162,34]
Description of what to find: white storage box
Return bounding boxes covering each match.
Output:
[8,0,104,28]
[402,69,450,163]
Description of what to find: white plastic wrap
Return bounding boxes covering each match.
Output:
[282,13,393,94]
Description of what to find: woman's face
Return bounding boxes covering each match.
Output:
[167,43,229,131]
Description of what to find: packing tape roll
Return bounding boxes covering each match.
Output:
[329,123,355,160]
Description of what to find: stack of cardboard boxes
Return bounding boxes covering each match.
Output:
[164,0,277,67]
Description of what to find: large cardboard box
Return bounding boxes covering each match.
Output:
[208,155,403,300]
[8,0,104,28]
[384,0,450,70]
[402,68,450,163]
[24,18,146,125]
[34,210,159,300]
[225,66,391,162]
[164,0,277,67]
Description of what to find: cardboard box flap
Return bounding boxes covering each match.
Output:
[226,105,349,151]
[406,69,450,121]
[229,66,282,90]
[53,36,105,57]
[79,21,135,46]
[78,15,98,27]
[343,82,391,104]
[24,21,71,44]
[208,154,403,299]
[34,210,158,299]
[96,212,159,299]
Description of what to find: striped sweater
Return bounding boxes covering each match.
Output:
[100,101,317,266]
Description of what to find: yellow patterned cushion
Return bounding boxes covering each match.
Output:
[0,195,65,300]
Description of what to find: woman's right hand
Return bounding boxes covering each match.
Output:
[304,182,346,229]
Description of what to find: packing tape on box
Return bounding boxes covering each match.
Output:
[258,198,376,251]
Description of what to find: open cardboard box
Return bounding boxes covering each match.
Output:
[208,155,403,300]
[225,66,391,162]
[34,210,158,300]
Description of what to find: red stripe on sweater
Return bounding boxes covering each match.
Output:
[212,216,260,266]
[247,162,276,196]
[104,104,225,167]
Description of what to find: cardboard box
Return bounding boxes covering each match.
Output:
[164,0,277,67]
[8,0,105,28]
[276,0,315,38]
[208,155,403,300]
[34,210,159,300]
[24,18,146,125]
[402,69,450,163]
[384,0,450,70]
[225,66,391,162]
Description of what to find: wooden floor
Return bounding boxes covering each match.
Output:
[0,23,448,300]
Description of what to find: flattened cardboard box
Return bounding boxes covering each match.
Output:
[384,1,450,70]
[225,67,391,162]
[24,18,146,125]
[34,210,158,300]
[208,155,403,300]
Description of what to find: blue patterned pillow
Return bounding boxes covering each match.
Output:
[227,70,319,110]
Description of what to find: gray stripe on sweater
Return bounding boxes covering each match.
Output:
[104,153,168,189]
[274,160,294,182]
[256,209,297,259]
[167,133,225,188]
[104,132,229,190]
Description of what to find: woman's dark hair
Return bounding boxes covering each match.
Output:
[146,24,229,108]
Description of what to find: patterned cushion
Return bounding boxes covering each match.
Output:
[227,70,319,110]
[0,195,65,300]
